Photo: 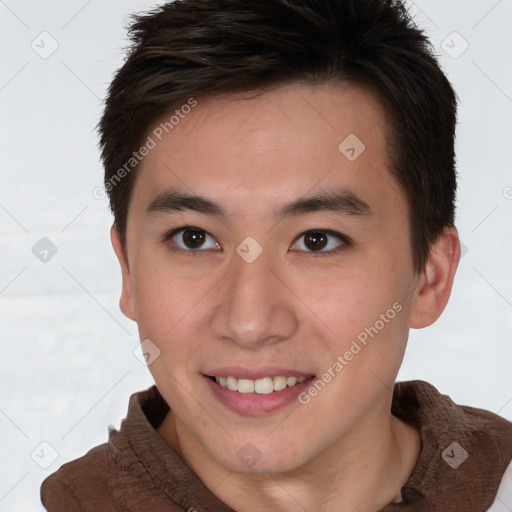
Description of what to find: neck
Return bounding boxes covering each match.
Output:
[158,393,421,512]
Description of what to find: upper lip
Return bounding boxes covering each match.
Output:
[204,367,315,380]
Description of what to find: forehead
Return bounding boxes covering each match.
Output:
[130,82,404,222]
[154,82,388,162]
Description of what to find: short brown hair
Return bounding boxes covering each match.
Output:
[98,0,457,273]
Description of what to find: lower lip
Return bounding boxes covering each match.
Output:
[203,375,315,416]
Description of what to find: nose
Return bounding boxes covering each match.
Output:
[209,246,299,349]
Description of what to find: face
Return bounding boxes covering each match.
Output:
[114,82,426,474]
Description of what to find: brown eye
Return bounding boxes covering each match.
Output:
[303,232,328,251]
[291,230,350,255]
[181,229,206,249]
[165,226,221,252]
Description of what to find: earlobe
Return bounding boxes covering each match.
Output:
[409,227,461,329]
[110,224,137,322]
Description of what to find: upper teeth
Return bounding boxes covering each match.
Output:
[214,375,307,394]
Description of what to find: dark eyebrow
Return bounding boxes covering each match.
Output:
[146,189,371,219]
[276,189,371,219]
[146,191,225,217]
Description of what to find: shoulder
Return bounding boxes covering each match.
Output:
[40,473,82,512]
[40,442,116,511]
[39,386,186,512]
[393,380,512,446]
[486,460,512,511]
[391,380,512,511]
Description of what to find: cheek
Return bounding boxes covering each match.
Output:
[132,271,200,397]
[303,263,411,369]
[132,275,174,336]
[130,256,222,377]
[130,267,196,365]
[306,272,394,337]
[131,248,208,332]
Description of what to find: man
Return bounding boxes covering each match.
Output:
[41,0,512,510]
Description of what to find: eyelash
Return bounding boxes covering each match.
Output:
[161,225,352,257]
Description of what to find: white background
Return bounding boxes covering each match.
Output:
[1,1,511,510]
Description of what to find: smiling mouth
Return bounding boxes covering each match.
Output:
[205,375,315,394]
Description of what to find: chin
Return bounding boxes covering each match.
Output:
[209,440,308,476]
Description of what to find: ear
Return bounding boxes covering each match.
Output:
[110,224,136,322]
[409,227,460,329]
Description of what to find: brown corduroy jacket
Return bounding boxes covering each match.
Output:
[40,380,512,511]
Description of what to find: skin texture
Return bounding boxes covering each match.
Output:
[111,82,460,512]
